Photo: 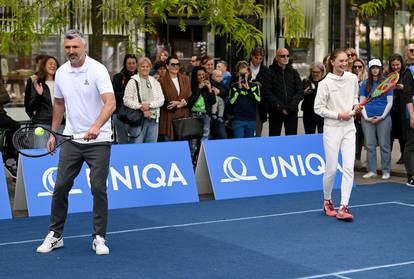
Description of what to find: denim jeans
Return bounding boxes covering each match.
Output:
[232,119,256,138]
[112,114,129,144]
[128,118,159,143]
[361,115,392,173]
[189,113,210,163]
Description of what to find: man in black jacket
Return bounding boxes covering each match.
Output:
[265,48,303,136]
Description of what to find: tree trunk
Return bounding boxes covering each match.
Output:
[364,19,371,61]
[89,0,103,61]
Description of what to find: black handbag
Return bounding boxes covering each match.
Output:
[172,116,204,140]
[117,79,144,126]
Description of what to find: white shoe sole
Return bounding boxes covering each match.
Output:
[36,239,64,253]
[92,243,109,255]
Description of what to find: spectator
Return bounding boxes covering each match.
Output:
[153,61,167,81]
[123,57,165,143]
[345,48,358,71]
[265,48,303,136]
[360,59,393,180]
[26,55,64,147]
[402,44,414,187]
[158,55,192,141]
[0,82,19,178]
[249,46,271,136]
[301,62,324,134]
[150,49,169,76]
[210,69,227,139]
[388,53,406,164]
[112,54,138,143]
[216,60,232,89]
[190,55,201,68]
[228,61,261,138]
[201,55,215,76]
[24,54,47,119]
[351,58,368,167]
[187,66,216,162]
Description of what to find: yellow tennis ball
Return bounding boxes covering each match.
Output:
[34,127,45,136]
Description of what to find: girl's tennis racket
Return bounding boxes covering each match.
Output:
[350,71,399,115]
[12,126,85,158]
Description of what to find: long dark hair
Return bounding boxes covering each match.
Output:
[388,53,405,74]
[37,55,59,83]
[121,54,138,78]
[325,49,346,74]
[366,63,384,94]
[191,66,207,92]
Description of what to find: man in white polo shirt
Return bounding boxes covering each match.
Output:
[36,30,116,255]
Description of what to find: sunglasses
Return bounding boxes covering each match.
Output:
[146,79,152,89]
[347,53,356,57]
[170,63,180,67]
[279,55,290,58]
[353,65,363,69]
[409,49,414,53]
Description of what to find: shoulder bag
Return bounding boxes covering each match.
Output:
[172,116,204,140]
[118,79,144,126]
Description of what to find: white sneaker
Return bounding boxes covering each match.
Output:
[381,172,390,180]
[362,172,377,179]
[36,231,63,253]
[92,235,109,255]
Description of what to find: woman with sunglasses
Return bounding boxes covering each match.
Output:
[345,48,358,71]
[123,57,165,143]
[158,55,192,141]
[314,49,362,221]
[388,53,406,164]
[360,59,393,180]
[351,58,367,168]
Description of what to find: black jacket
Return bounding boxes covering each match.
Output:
[300,78,320,113]
[252,64,271,122]
[266,60,304,113]
[187,86,217,115]
[26,81,63,125]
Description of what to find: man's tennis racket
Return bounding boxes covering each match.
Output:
[12,126,85,157]
[350,71,399,115]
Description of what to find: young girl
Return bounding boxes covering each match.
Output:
[360,59,393,180]
[314,49,361,221]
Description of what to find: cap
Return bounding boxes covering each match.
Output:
[368,59,382,68]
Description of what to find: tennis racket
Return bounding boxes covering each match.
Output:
[350,71,399,116]
[12,126,85,158]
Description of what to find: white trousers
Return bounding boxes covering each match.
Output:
[322,124,356,206]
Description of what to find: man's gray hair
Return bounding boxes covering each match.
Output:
[64,29,86,45]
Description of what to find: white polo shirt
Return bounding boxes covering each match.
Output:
[54,55,114,143]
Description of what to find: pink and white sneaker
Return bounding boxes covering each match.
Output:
[336,205,353,221]
[323,200,337,217]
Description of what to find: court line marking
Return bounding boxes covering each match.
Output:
[295,260,414,279]
[0,201,409,247]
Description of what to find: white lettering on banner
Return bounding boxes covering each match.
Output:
[110,163,188,190]
[220,156,258,183]
[222,153,341,183]
[37,167,83,197]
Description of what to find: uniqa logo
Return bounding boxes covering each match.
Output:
[220,154,343,183]
[38,163,188,197]
[220,156,258,182]
[38,167,82,197]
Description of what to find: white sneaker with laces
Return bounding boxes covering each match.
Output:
[381,172,390,180]
[362,171,377,179]
[36,231,63,253]
[92,235,109,255]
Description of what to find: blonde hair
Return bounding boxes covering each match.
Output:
[137,57,152,68]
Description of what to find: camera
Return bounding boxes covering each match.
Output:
[240,73,247,84]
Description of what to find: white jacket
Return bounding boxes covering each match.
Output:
[123,75,165,122]
[314,71,359,127]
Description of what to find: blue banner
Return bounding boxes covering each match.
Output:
[202,134,344,200]
[20,142,199,217]
[0,156,12,219]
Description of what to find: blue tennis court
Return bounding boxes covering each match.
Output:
[1,182,413,278]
